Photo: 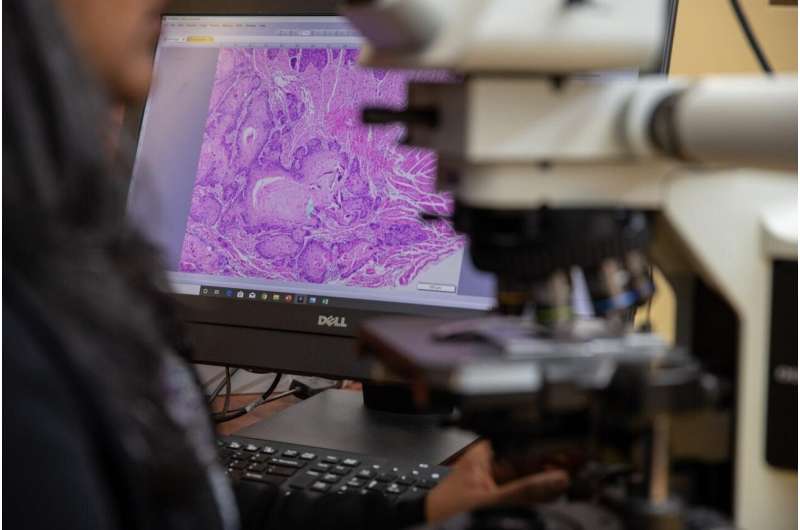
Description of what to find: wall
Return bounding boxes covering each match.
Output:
[670,0,797,74]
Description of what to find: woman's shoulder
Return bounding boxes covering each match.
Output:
[3,290,124,529]
[5,290,71,390]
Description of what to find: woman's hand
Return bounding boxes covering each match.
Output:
[425,441,569,524]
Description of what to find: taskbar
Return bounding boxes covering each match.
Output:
[195,284,491,315]
[199,284,332,307]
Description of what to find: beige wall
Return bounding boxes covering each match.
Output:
[641,0,797,343]
[670,0,797,75]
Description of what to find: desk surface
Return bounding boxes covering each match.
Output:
[213,393,305,436]
[213,389,477,464]
[213,382,364,436]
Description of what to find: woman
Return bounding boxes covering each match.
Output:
[2,1,568,529]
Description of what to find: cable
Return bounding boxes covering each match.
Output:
[212,373,285,424]
[207,378,227,405]
[207,367,239,405]
[729,0,774,73]
[222,366,233,415]
[643,264,655,331]
[213,387,299,424]
[259,373,283,402]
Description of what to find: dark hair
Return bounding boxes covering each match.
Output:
[3,0,217,519]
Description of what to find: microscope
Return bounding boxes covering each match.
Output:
[340,1,798,529]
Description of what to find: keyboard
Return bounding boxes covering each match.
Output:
[218,435,448,503]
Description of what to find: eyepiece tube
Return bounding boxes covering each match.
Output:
[663,76,798,170]
[629,76,798,170]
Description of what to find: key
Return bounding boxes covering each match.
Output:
[396,475,415,486]
[330,465,349,476]
[289,471,320,489]
[311,481,330,493]
[242,472,283,486]
[269,457,303,468]
[386,483,406,495]
[321,473,340,484]
[346,477,365,488]
[377,472,397,483]
[356,469,375,479]
[265,465,296,477]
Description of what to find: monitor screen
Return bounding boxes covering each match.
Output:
[127,15,495,375]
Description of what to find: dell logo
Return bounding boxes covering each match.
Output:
[318,315,348,328]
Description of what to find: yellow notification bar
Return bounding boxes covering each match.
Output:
[186,35,215,43]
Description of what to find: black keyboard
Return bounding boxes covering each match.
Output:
[218,435,448,503]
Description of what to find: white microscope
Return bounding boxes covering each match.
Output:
[340,1,798,529]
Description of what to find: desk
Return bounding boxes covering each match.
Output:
[213,382,363,436]
[213,390,478,464]
[213,393,305,436]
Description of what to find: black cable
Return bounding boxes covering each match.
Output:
[259,373,283,401]
[211,373,285,423]
[729,0,774,73]
[208,377,226,403]
[644,264,655,330]
[222,366,232,415]
[213,387,299,424]
[207,378,227,405]
[207,367,239,405]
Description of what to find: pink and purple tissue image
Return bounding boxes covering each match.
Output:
[178,47,463,287]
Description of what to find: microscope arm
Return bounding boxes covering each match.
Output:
[383,74,797,211]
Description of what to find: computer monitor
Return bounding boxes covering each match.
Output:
[127,13,496,384]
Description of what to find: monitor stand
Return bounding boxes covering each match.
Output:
[235,383,478,464]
